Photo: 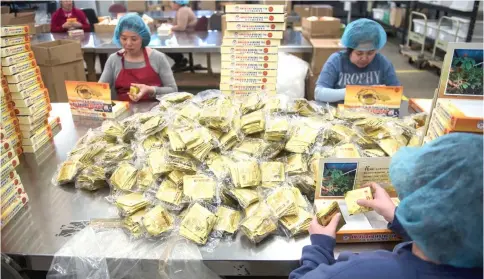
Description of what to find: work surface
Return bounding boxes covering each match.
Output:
[30,30,312,54]
[1,102,409,276]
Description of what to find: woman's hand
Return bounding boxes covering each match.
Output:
[129,83,155,102]
[308,214,341,239]
[357,182,396,222]
[71,21,82,28]
[62,22,72,29]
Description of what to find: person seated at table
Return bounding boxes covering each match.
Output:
[166,0,198,71]
[50,0,90,33]
[290,133,483,279]
[99,14,177,102]
[315,19,400,103]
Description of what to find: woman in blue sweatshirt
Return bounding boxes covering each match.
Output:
[290,133,483,279]
[315,19,401,102]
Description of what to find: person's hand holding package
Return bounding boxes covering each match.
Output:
[308,214,342,239]
[356,182,396,222]
[129,83,155,102]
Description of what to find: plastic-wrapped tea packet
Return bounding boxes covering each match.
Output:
[148,149,172,176]
[285,124,320,153]
[240,204,277,244]
[179,202,217,245]
[316,201,346,231]
[75,165,106,191]
[240,93,264,115]
[115,192,148,216]
[54,160,84,185]
[229,159,261,188]
[214,206,241,234]
[260,161,285,188]
[265,186,298,218]
[241,109,265,135]
[137,167,155,191]
[142,205,175,237]
[264,115,289,142]
[206,152,232,180]
[110,163,138,191]
[156,179,184,208]
[166,151,197,172]
[183,174,216,202]
[362,148,387,158]
[334,143,362,158]
[280,207,313,237]
[286,154,308,175]
[123,208,147,239]
[228,188,258,208]
[159,92,193,110]
[345,187,373,215]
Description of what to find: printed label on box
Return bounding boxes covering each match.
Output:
[221,61,278,70]
[2,59,37,76]
[225,14,285,22]
[221,46,278,55]
[8,74,42,93]
[222,38,281,47]
[221,53,278,62]
[6,67,40,84]
[220,69,277,77]
[226,22,286,31]
[220,76,277,84]
[220,83,276,91]
[344,85,403,117]
[224,31,284,39]
[11,83,44,100]
[225,4,285,14]
[11,89,48,108]
[0,35,30,48]
[1,51,34,67]
[0,42,31,58]
[0,25,30,37]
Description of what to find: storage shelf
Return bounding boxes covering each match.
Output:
[414,2,475,17]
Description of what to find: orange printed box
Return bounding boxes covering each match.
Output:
[0,169,19,188]
[0,118,20,141]
[10,83,44,100]
[435,99,483,133]
[0,42,31,58]
[22,131,53,153]
[222,90,277,97]
[2,59,37,76]
[1,51,35,67]
[2,133,22,151]
[1,107,16,124]
[222,38,280,47]
[221,61,278,70]
[221,53,278,62]
[225,14,285,23]
[220,83,276,91]
[0,25,30,37]
[0,156,20,180]
[11,88,48,108]
[224,31,284,39]
[220,76,276,84]
[0,34,30,48]
[18,114,49,132]
[17,104,50,125]
[344,85,403,117]
[226,22,286,31]
[6,67,40,84]
[221,46,278,55]
[14,96,49,116]
[225,4,285,14]
[8,74,42,93]
[220,69,277,77]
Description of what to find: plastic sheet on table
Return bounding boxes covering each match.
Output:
[46,225,221,279]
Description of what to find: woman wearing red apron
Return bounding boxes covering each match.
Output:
[99,14,177,102]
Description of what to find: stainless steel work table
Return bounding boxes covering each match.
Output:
[1,102,409,276]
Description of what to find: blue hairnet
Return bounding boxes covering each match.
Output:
[390,133,483,268]
[174,0,189,5]
[341,19,387,50]
[113,13,151,48]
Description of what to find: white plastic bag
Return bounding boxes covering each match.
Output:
[277,53,309,99]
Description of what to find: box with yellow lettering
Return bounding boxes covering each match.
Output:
[226,22,286,31]
[225,4,285,14]
[0,42,31,58]
[1,51,34,67]
[220,75,277,84]
[17,104,50,125]
[222,53,278,62]
[1,176,24,203]
[6,67,40,84]
[222,90,276,97]
[7,74,42,93]
[11,88,48,108]
[0,169,19,188]
[1,107,16,123]
[220,83,276,91]
[221,46,278,55]
[220,68,277,77]
[22,124,51,145]
[0,118,19,141]
[225,14,285,23]
[22,131,53,153]
[14,96,49,116]
[221,61,278,70]
[1,34,30,48]
[2,133,22,150]
[0,25,30,37]
[224,30,284,39]
[10,83,44,100]
[0,156,20,179]
[222,38,281,47]
[18,115,49,132]
[2,59,37,76]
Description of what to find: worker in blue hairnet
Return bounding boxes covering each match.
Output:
[315,18,400,103]
[99,13,177,102]
[166,0,198,71]
[290,133,483,279]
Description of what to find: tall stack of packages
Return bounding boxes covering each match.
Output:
[221,4,286,97]
[0,25,32,228]
[424,98,483,143]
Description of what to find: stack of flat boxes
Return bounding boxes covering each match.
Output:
[1,25,62,157]
[425,98,483,143]
[220,4,286,97]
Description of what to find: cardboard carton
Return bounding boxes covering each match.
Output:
[302,17,341,39]
[310,5,333,17]
[0,12,36,35]
[309,38,343,73]
[127,1,146,12]
[35,23,51,34]
[294,5,311,18]
[390,7,405,28]
[199,1,216,10]
[31,40,83,66]
[93,24,116,33]
[39,60,86,102]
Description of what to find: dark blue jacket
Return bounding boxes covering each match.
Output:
[290,216,483,279]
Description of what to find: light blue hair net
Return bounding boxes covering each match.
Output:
[341,18,387,50]
[113,13,151,48]
[390,133,483,268]
[174,0,189,5]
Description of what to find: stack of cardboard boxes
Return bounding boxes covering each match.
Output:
[425,98,483,143]
[31,40,86,102]
[220,4,286,97]
[1,24,62,156]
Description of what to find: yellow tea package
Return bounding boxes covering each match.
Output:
[148,149,171,176]
[240,204,277,243]
[156,179,184,208]
[264,116,289,141]
[206,153,232,180]
[110,163,138,191]
[115,193,148,216]
[75,165,106,191]
[344,187,374,215]
[183,174,216,201]
[241,110,265,135]
[316,201,346,231]
[214,206,241,234]
[266,187,298,218]
[229,188,259,208]
[142,205,175,237]
[230,160,261,188]
[137,168,154,191]
[280,207,313,237]
[55,161,84,185]
[124,209,147,238]
[291,187,310,209]
[285,125,320,153]
[261,161,285,188]
[167,151,197,172]
[334,143,361,158]
[286,154,308,175]
[180,203,217,245]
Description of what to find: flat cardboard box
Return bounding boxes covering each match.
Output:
[0,156,19,180]
[1,198,25,229]
[2,134,21,153]
[220,83,276,91]
[225,14,285,23]
[2,59,37,76]
[221,61,278,70]
[294,5,311,18]
[302,17,341,39]
[0,34,30,48]
[94,24,116,33]
[0,25,29,37]
[17,105,50,125]
[390,7,405,28]
[7,74,43,93]
[221,53,278,62]
[70,101,130,119]
[10,83,45,100]
[220,69,277,77]
[222,38,281,47]
[0,118,19,141]
[0,169,19,189]
[225,4,285,14]
[11,89,49,108]
[222,90,276,97]
[1,108,16,124]
[226,22,286,31]
[221,46,278,55]
[223,31,284,39]
[220,76,277,84]
[0,51,34,67]
[6,67,40,84]
[35,23,51,34]
[310,5,333,17]
[31,40,83,66]
[39,60,86,102]
[18,115,49,133]
[0,42,31,58]
[14,96,49,116]
[22,124,51,146]
[309,38,343,73]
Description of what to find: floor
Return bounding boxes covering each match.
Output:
[94,35,440,99]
